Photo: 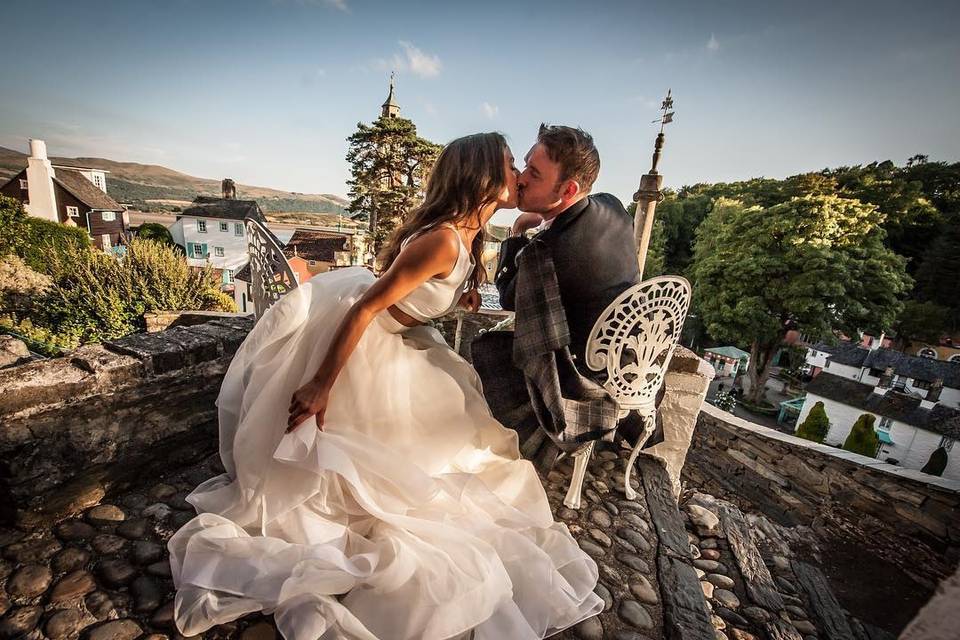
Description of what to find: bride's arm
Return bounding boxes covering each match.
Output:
[286,229,460,432]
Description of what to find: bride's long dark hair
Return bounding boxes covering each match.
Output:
[378,132,509,291]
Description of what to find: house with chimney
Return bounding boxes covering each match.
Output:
[0,139,129,251]
[795,343,960,479]
[168,179,268,288]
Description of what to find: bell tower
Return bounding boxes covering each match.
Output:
[381,72,400,119]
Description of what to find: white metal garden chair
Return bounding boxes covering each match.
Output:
[563,276,691,508]
[245,218,299,321]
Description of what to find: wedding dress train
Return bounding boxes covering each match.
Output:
[168,254,602,639]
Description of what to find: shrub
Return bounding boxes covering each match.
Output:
[843,413,880,457]
[714,390,737,412]
[921,447,948,476]
[37,238,236,345]
[0,254,51,316]
[796,401,830,443]
[0,195,90,277]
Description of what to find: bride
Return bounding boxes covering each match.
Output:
[167,132,603,640]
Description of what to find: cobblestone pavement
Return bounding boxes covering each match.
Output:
[1,439,878,640]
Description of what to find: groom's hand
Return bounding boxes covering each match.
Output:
[511,212,543,237]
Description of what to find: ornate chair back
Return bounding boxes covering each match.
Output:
[245,218,299,321]
[563,276,691,507]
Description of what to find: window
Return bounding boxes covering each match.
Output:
[912,379,932,391]
[197,220,207,233]
[224,268,234,284]
[219,222,229,232]
[869,368,886,378]
[892,375,907,391]
[19,179,27,189]
[877,416,892,431]
[214,247,225,257]
[918,348,937,359]
[187,242,208,259]
[308,260,316,266]
[66,206,79,218]
[234,222,244,236]
[101,211,116,222]
[950,355,960,364]
[92,174,105,190]
[939,436,956,452]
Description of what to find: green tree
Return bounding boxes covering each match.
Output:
[796,401,830,443]
[690,195,911,404]
[843,413,880,457]
[136,222,174,246]
[345,116,441,256]
[914,221,960,327]
[895,300,951,345]
[921,447,949,476]
[0,195,90,276]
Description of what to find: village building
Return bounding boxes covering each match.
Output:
[0,139,129,251]
[168,179,266,288]
[703,345,750,377]
[796,344,960,479]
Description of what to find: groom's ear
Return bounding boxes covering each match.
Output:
[560,178,582,200]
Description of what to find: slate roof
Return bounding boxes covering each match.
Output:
[806,372,960,438]
[234,263,251,282]
[52,168,121,211]
[283,230,348,262]
[180,197,267,223]
[827,345,871,368]
[862,348,960,388]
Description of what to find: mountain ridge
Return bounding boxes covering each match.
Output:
[0,145,348,215]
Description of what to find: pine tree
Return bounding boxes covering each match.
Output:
[843,413,880,457]
[796,401,830,443]
[921,447,949,476]
[345,116,441,258]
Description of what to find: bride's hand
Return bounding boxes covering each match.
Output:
[287,379,330,433]
[458,288,481,312]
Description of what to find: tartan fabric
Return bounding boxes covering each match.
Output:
[510,240,620,452]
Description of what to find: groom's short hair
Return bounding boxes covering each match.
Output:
[536,124,600,193]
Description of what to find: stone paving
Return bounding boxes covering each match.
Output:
[1,435,886,640]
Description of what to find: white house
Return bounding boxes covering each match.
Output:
[796,345,960,479]
[168,179,267,288]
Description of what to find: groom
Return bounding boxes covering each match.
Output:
[472,124,643,460]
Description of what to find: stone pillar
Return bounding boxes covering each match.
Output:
[633,172,662,278]
[643,346,715,498]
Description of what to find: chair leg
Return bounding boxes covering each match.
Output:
[563,441,595,509]
[624,413,654,500]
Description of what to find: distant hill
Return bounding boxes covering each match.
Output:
[0,145,348,215]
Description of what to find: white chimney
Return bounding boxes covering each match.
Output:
[25,139,59,222]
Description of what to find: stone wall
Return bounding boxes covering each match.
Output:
[0,316,254,526]
[685,404,960,589]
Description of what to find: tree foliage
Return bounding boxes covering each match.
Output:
[136,222,174,246]
[345,116,441,255]
[690,195,911,403]
[796,401,830,443]
[843,413,880,457]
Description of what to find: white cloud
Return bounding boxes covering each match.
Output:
[285,0,349,11]
[480,102,499,119]
[323,0,348,11]
[707,33,720,52]
[375,41,442,78]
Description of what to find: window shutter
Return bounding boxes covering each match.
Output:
[201,243,208,258]
[187,243,195,258]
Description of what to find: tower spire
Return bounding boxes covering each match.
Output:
[381,71,400,119]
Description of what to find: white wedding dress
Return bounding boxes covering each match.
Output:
[167,224,603,640]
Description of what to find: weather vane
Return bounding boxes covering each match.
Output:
[633,88,675,276]
[652,88,675,133]
[647,89,675,175]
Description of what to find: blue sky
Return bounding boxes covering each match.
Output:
[1,0,958,215]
